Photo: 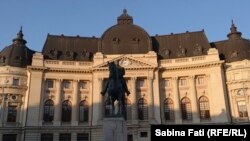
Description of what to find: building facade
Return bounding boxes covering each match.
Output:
[0,10,249,141]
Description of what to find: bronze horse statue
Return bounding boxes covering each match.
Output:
[101,61,130,117]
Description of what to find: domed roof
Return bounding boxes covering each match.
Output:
[0,28,35,68]
[100,9,152,54]
[222,21,250,62]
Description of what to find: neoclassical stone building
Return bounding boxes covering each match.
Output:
[0,10,249,141]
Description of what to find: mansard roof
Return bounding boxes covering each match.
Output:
[152,30,211,59]
[40,11,249,63]
[42,34,98,61]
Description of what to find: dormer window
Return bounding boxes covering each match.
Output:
[177,46,186,57]
[193,44,203,55]
[0,56,5,63]
[65,51,74,59]
[81,50,93,60]
[49,49,58,59]
[230,50,238,58]
[112,37,120,44]
[15,56,22,63]
[132,37,140,44]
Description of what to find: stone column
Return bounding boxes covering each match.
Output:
[0,95,5,126]
[92,77,103,126]
[16,103,22,125]
[189,76,199,123]
[229,90,236,122]
[72,80,79,126]
[54,79,62,126]
[147,77,155,122]
[39,78,46,126]
[131,77,138,124]
[172,77,181,124]
[98,78,104,122]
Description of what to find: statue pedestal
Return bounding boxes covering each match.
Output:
[103,117,127,141]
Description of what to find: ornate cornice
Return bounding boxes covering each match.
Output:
[226,80,250,85]
[92,66,156,72]
[27,66,47,71]
[46,68,92,73]
[159,61,224,71]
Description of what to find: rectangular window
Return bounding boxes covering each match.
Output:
[13,78,19,86]
[63,80,71,89]
[137,79,144,88]
[47,80,54,88]
[163,79,170,87]
[41,134,53,141]
[59,133,71,141]
[3,134,17,141]
[77,133,89,141]
[7,105,17,122]
[179,78,187,86]
[79,81,87,89]
[196,76,205,85]
[140,132,148,137]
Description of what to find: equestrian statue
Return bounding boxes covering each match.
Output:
[101,61,130,117]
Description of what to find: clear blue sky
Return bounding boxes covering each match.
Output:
[0,0,250,52]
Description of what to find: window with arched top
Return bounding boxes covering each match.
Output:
[164,98,175,121]
[181,97,192,120]
[43,99,54,122]
[105,99,112,116]
[125,99,132,120]
[237,100,248,118]
[138,98,148,120]
[199,96,210,120]
[61,100,72,122]
[79,100,89,122]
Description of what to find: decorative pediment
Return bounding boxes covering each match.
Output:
[93,55,156,70]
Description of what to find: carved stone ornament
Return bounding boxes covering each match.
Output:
[230,50,238,58]
[160,48,170,58]
[193,44,203,55]
[177,45,186,57]
[119,58,131,67]
[49,48,58,59]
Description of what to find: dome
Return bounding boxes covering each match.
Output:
[100,9,152,54]
[0,28,35,68]
[223,21,250,62]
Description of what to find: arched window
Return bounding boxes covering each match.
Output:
[164,98,175,121]
[43,99,54,122]
[125,99,132,120]
[79,100,89,122]
[181,97,192,120]
[105,99,112,116]
[138,98,148,120]
[237,100,248,118]
[199,96,210,120]
[61,100,72,122]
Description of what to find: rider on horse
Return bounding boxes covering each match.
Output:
[101,61,130,96]
[100,61,130,116]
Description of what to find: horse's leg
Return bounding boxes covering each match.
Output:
[111,98,115,115]
[121,95,126,118]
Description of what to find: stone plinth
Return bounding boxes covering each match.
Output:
[103,117,127,141]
